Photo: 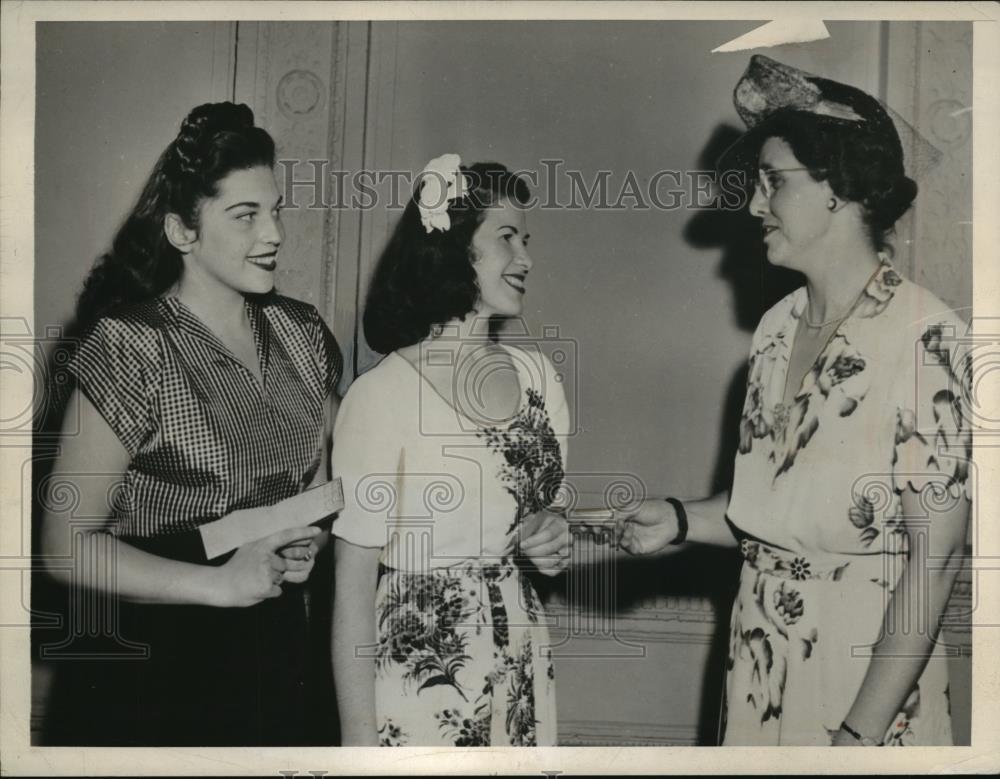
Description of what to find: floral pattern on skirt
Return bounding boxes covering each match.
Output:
[374,560,556,746]
[721,546,952,745]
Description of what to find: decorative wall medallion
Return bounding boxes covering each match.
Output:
[276,69,325,119]
[926,98,972,148]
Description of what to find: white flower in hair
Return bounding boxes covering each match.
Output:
[417,153,469,233]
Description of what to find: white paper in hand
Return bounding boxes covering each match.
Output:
[199,478,344,560]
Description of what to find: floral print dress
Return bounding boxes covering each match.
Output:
[722,261,972,745]
[331,345,567,746]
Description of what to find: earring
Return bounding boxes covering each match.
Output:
[828,198,838,211]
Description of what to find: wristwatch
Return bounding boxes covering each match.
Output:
[664,497,688,545]
[840,721,882,746]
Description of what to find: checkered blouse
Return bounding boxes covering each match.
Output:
[69,294,342,538]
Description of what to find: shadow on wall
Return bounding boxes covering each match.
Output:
[690,124,802,744]
[603,124,803,745]
[685,124,804,495]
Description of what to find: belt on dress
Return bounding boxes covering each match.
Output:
[378,557,519,581]
[739,538,854,582]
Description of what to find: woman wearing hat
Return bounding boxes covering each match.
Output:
[616,56,972,746]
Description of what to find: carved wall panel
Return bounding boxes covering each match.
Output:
[235,22,342,325]
[884,22,973,315]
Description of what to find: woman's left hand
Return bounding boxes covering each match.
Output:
[277,537,320,584]
[828,725,876,746]
[518,510,570,576]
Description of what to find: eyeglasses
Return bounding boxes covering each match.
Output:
[755,167,815,199]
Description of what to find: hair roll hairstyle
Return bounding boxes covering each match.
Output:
[363,162,532,354]
[75,102,275,330]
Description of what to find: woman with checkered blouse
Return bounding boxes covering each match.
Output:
[39,103,342,745]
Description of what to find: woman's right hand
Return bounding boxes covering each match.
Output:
[615,500,679,555]
[211,526,322,607]
[518,510,571,576]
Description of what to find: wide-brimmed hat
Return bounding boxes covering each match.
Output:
[718,55,939,179]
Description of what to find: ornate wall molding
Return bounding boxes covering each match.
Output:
[883,22,972,313]
[235,22,342,320]
[276,69,325,119]
[209,23,236,101]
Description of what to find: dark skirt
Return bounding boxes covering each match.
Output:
[42,530,309,746]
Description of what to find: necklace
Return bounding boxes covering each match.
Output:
[775,266,880,432]
[802,269,877,329]
[803,302,856,329]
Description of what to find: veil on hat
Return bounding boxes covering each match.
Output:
[719,55,942,181]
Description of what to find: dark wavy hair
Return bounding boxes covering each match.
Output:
[74,102,275,330]
[363,162,532,354]
[750,109,917,254]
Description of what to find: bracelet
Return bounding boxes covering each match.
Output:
[665,497,688,546]
[840,720,882,746]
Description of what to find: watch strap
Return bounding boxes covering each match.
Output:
[840,720,882,746]
[665,497,688,546]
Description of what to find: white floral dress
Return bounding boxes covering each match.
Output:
[331,345,568,746]
[722,261,972,745]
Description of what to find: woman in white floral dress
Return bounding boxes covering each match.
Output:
[331,157,570,746]
[617,56,972,746]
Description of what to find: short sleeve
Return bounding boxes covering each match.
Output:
[330,366,404,548]
[68,317,159,456]
[538,352,570,465]
[892,317,973,503]
[309,308,343,400]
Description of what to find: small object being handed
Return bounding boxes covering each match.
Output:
[566,507,619,547]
